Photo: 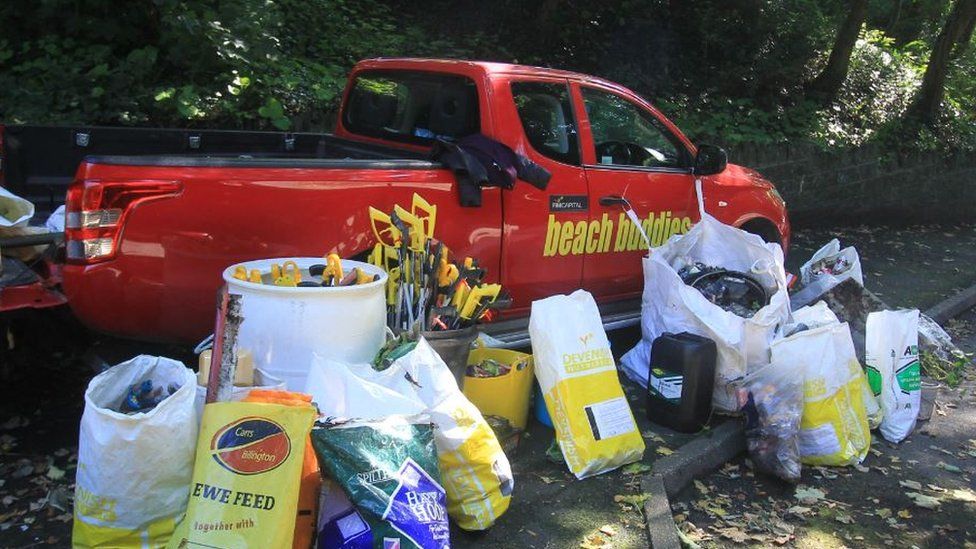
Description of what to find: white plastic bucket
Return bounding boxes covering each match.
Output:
[222,257,387,390]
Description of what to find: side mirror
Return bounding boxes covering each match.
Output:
[693,144,727,176]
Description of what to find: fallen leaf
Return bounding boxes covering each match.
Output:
[899,480,922,490]
[614,494,650,507]
[937,461,962,474]
[599,524,617,537]
[835,513,854,524]
[579,533,609,548]
[621,463,651,475]
[694,480,709,495]
[656,447,674,456]
[875,508,892,519]
[714,526,748,543]
[46,465,65,481]
[905,492,941,509]
[0,417,28,430]
[854,464,870,473]
[794,486,826,504]
[11,465,33,479]
[787,506,811,516]
[950,488,976,503]
[897,509,912,519]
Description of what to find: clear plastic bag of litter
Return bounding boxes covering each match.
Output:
[739,362,803,482]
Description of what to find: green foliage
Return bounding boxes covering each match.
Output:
[0,0,973,151]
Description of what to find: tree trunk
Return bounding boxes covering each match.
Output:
[907,0,976,123]
[806,0,870,102]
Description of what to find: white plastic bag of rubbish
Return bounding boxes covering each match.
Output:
[790,239,863,309]
[621,182,790,413]
[45,204,66,232]
[0,187,33,227]
[73,355,198,548]
[530,290,645,479]
[771,322,871,466]
[306,339,513,531]
[866,309,921,443]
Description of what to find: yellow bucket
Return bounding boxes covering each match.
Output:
[463,344,534,430]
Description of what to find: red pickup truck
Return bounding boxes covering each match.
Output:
[50,58,788,346]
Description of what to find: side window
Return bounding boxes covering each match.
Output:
[344,70,480,145]
[582,87,688,169]
[511,82,580,165]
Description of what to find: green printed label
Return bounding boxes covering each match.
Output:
[896,360,921,393]
[865,366,882,396]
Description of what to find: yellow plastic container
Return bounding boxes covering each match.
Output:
[463,344,534,429]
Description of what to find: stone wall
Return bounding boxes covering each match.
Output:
[727,142,976,226]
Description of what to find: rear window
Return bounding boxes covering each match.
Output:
[343,71,480,145]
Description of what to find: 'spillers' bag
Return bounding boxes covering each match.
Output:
[529,290,644,479]
[311,416,450,549]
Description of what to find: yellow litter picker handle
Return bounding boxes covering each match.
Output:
[369,207,401,247]
[459,283,501,319]
[393,205,426,251]
[386,267,401,306]
[411,193,437,239]
[274,260,302,286]
[438,260,458,288]
[368,243,384,268]
[323,253,343,285]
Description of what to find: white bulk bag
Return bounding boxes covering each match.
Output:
[621,182,790,412]
[73,356,198,548]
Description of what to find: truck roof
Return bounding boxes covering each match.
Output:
[355,57,629,93]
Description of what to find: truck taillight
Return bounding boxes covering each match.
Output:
[64,180,182,264]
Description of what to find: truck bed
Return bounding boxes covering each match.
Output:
[1,124,423,214]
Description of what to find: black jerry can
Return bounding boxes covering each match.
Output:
[646,332,717,433]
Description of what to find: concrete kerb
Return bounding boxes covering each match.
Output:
[925,282,976,324]
[641,420,746,547]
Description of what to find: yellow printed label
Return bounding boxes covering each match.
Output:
[562,348,614,374]
[543,212,693,257]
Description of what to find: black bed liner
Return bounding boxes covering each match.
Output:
[1,124,427,214]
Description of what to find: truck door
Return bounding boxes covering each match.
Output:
[575,83,697,300]
[497,78,588,314]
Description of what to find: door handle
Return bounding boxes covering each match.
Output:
[599,195,629,207]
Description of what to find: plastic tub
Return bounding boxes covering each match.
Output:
[463,344,534,430]
[223,257,387,391]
